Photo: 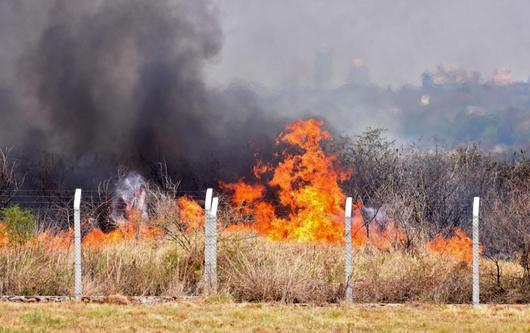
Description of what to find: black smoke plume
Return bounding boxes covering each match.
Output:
[0,0,284,189]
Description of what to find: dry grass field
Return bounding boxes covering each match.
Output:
[1,237,528,304]
[0,300,529,332]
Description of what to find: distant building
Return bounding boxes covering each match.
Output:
[421,73,433,89]
[314,49,332,89]
[491,68,512,86]
[345,57,370,86]
[428,64,480,85]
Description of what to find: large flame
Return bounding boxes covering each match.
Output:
[222,118,399,246]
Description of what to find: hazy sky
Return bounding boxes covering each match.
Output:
[206,0,530,89]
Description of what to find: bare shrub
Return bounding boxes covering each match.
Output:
[0,148,21,208]
[482,182,530,288]
[337,130,524,255]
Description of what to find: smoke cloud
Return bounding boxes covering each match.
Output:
[1,0,529,191]
[0,0,284,188]
[206,0,530,149]
[208,0,530,88]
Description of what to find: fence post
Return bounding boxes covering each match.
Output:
[344,197,353,304]
[73,188,82,301]
[472,196,480,305]
[204,190,218,295]
[205,188,213,214]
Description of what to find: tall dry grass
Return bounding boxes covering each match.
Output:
[81,240,203,296]
[219,236,342,303]
[0,239,204,297]
[0,245,72,295]
[0,234,528,303]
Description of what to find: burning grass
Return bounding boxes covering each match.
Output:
[0,118,528,304]
[426,227,479,262]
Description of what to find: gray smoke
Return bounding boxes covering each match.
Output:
[206,0,530,151]
[3,0,527,192]
[0,0,284,188]
[111,171,147,223]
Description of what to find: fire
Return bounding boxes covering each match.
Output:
[83,228,127,248]
[252,161,270,178]
[221,119,347,242]
[177,196,204,232]
[0,118,474,256]
[222,118,399,246]
[35,229,73,251]
[83,209,163,249]
[426,228,479,262]
[0,224,10,247]
[83,222,163,249]
[0,223,73,251]
[348,205,402,249]
[221,182,265,208]
[0,197,198,251]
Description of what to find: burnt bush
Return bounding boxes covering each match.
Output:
[337,129,529,281]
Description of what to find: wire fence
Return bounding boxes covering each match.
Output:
[0,187,528,304]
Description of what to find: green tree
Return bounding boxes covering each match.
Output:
[0,205,36,244]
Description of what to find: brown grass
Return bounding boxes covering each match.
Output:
[220,238,341,303]
[0,233,528,304]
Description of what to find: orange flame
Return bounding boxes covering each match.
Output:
[0,119,470,255]
[177,196,204,232]
[252,160,271,178]
[35,229,73,251]
[0,223,73,252]
[348,204,401,249]
[0,223,10,247]
[220,182,264,212]
[222,118,400,247]
[426,228,479,262]
[269,120,348,242]
[83,209,163,249]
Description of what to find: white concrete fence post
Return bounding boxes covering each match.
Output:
[73,188,82,301]
[472,196,480,305]
[204,189,218,295]
[205,188,213,215]
[344,197,353,304]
